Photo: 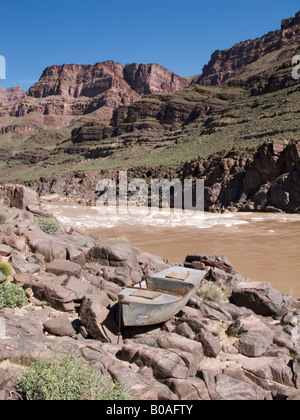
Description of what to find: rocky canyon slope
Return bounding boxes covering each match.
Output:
[0,87,25,107]
[195,11,300,93]
[22,139,300,213]
[0,61,187,137]
[0,185,299,400]
[0,12,299,213]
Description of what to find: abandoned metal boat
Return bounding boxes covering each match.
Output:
[118,266,206,327]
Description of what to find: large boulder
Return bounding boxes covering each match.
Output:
[157,333,204,367]
[43,314,75,337]
[215,375,265,401]
[163,377,210,400]
[237,330,273,357]
[0,244,13,257]
[195,329,222,358]
[0,184,40,210]
[88,241,143,284]
[46,259,82,278]
[61,276,98,301]
[31,274,78,312]
[124,344,191,380]
[79,294,119,343]
[231,282,283,317]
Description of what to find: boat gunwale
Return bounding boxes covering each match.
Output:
[118,286,184,305]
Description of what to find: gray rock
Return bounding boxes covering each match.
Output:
[0,244,13,257]
[4,233,26,252]
[11,254,41,275]
[98,278,121,302]
[231,282,283,317]
[43,315,75,337]
[0,272,7,283]
[157,333,204,367]
[175,322,195,340]
[237,330,272,358]
[293,356,300,389]
[131,345,190,380]
[1,184,40,210]
[164,377,210,400]
[80,294,118,343]
[88,241,143,284]
[47,259,82,278]
[101,266,132,287]
[240,356,294,391]
[62,276,98,301]
[215,374,265,400]
[195,329,221,358]
[67,246,86,267]
[32,274,77,312]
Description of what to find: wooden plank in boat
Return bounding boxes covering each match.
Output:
[165,271,190,281]
[130,290,162,300]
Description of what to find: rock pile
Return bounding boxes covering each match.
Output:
[0,185,299,400]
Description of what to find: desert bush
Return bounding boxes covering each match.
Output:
[197,282,228,303]
[38,217,60,235]
[17,354,130,401]
[0,281,26,309]
[226,326,240,338]
[0,262,12,277]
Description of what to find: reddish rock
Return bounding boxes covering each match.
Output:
[123,63,188,95]
[46,259,82,278]
[0,87,25,106]
[1,184,40,210]
[4,234,26,252]
[196,11,300,91]
[231,282,283,317]
[80,294,118,343]
[0,60,188,141]
[0,244,13,257]
[31,274,77,311]
[43,315,75,338]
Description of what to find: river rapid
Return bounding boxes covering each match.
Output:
[43,202,300,298]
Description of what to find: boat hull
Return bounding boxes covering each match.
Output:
[120,288,195,327]
[118,267,207,327]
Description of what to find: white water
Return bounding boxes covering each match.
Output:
[43,202,300,298]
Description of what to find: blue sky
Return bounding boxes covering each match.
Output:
[0,0,299,91]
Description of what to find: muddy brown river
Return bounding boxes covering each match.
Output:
[43,202,300,298]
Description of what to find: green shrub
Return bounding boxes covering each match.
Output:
[38,218,60,235]
[0,282,26,309]
[226,326,240,338]
[0,262,12,277]
[17,354,130,401]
